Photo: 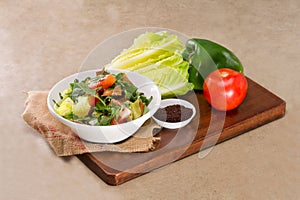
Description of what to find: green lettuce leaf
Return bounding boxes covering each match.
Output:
[106,31,193,98]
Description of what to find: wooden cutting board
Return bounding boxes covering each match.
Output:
[77,78,286,185]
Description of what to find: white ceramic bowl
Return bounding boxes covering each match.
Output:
[47,69,161,143]
[152,99,196,129]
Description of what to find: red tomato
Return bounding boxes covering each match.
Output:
[100,74,116,89]
[203,68,248,111]
[89,81,102,90]
[87,95,99,107]
[110,117,125,125]
[102,89,113,96]
[110,117,118,125]
[89,74,116,90]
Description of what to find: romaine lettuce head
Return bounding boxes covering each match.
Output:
[106,31,193,98]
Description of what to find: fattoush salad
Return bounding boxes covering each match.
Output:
[53,71,152,126]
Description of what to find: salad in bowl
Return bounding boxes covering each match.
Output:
[47,69,161,143]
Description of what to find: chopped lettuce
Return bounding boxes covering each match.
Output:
[54,97,74,116]
[72,96,91,118]
[106,31,193,97]
[61,88,72,100]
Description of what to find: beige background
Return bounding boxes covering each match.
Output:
[1,0,299,199]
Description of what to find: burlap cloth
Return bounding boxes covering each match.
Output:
[22,91,161,156]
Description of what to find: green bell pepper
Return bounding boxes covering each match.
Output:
[182,38,244,90]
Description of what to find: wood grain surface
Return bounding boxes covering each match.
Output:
[77,77,286,185]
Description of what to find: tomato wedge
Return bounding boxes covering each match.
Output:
[102,89,114,96]
[89,74,116,90]
[87,95,99,107]
[101,74,116,89]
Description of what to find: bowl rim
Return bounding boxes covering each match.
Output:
[47,69,161,129]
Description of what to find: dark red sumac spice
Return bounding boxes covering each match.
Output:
[153,104,193,123]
